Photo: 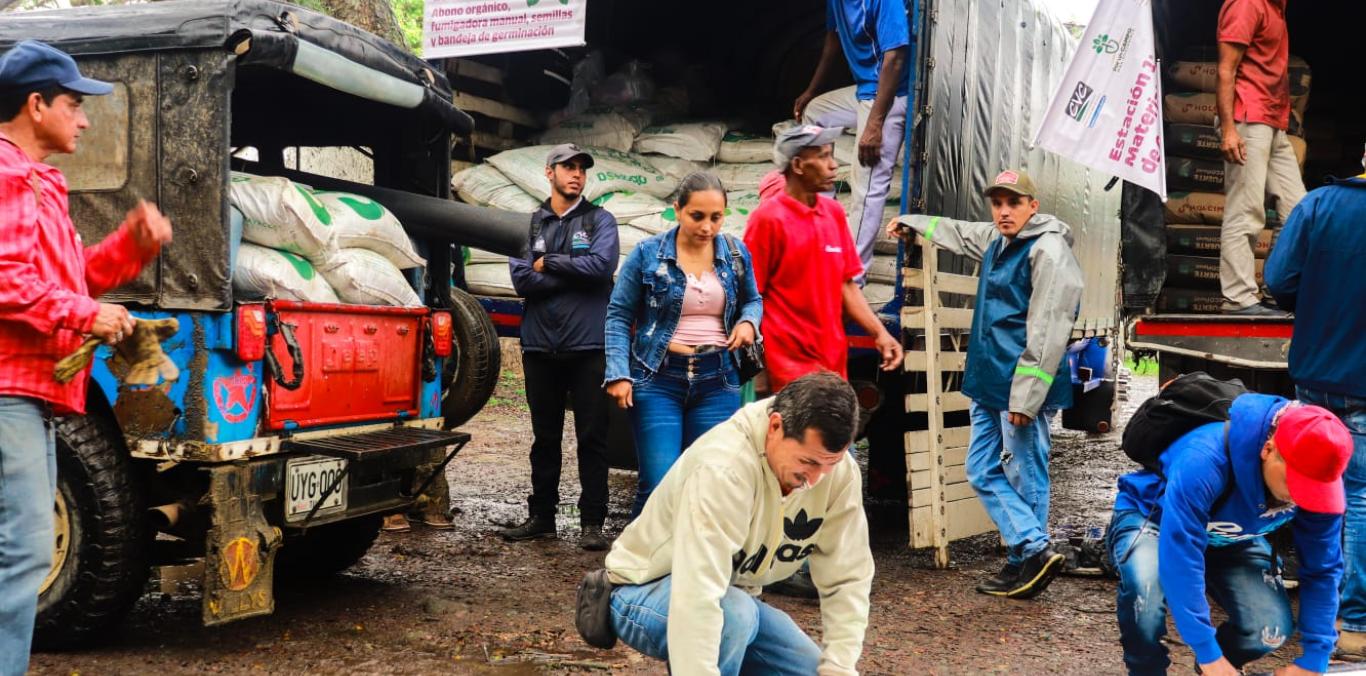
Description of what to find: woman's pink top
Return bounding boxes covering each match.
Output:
[672,270,729,346]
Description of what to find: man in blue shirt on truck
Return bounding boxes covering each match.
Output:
[1265,170,1366,660]
[795,0,909,282]
[1107,395,1353,676]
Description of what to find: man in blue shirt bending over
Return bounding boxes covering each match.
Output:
[1108,395,1353,676]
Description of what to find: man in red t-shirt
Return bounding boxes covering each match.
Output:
[745,125,903,394]
[1216,0,1304,316]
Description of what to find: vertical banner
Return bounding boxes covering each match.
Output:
[423,0,587,59]
[1032,0,1166,199]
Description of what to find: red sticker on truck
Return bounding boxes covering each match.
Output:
[213,369,259,424]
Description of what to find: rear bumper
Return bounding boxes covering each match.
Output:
[1128,315,1293,369]
[131,417,446,462]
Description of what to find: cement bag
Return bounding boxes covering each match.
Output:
[233,243,340,303]
[319,248,423,307]
[1164,192,1225,224]
[452,164,543,213]
[1167,157,1225,194]
[229,172,335,261]
[1170,61,1218,93]
[592,191,669,221]
[717,132,775,164]
[539,110,642,152]
[487,146,674,201]
[632,122,729,162]
[711,163,774,192]
[1167,124,1222,162]
[866,252,897,285]
[1164,93,1218,126]
[312,191,425,269]
[464,262,518,298]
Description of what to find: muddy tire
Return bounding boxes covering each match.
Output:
[442,286,501,428]
[275,514,382,579]
[35,414,150,650]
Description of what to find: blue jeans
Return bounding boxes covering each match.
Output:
[1297,386,1366,632]
[629,351,740,516]
[0,397,57,676]
[1108,508,1294,675]
[610,575,821,675]
[966,401,1055,564]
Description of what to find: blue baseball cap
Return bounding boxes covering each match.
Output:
[0,40,112,96]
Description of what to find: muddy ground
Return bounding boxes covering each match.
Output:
[31,363,1309,675]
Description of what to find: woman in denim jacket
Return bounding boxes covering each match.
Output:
[605,173,763,516]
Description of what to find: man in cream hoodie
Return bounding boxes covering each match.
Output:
[581,371,873,675]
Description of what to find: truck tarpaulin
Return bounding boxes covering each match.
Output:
[1033,0,1167,200]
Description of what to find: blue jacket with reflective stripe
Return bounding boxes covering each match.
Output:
[899,213,1083,416]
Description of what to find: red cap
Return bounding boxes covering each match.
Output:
[1275,405,1353,514]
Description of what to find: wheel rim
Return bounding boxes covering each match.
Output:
[40,489,71,595]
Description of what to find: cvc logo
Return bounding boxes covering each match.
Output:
[1092,33,1120,54]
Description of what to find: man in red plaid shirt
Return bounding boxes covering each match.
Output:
[0,40,171,674]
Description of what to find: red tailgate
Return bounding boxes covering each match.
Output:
[265,301,428,430]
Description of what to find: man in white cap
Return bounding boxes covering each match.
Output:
[0,39,171,674]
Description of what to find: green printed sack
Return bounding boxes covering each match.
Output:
[633,122,728,162]
[717,132,775,164]
[591,191,668,221]
[630,190,760,236]
[312,190,425,270]
[452,164,542,213]
[319,248,423,307]
[229,172,336,262]
[233,242,340,303]
[486,145,674,201]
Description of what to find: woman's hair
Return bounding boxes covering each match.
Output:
[674,171,728,208]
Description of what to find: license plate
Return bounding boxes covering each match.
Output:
[285,456,348,521]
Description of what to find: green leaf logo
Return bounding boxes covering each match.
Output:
[296,185,333,225]
[337,195,386,220]
[275,250,317,280]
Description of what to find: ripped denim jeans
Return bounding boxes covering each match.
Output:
[1107,508,1294,675]
[966,401,1056,565]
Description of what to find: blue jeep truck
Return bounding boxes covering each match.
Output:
[0,0,519,647]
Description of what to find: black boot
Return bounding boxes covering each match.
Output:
[500,515,557,541]
[764,567,819,599]
[580,525,610,551]
[975,562,1022,596]
[1006,547,1066,599]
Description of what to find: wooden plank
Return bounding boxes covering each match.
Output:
[909,467,964,492]
[901,268,979,296]
[905,391,971,413]
[911,505,934,548]
[908,452,931,472]
[944,498,997,541]
[449,59,504,86]
[453,93,539,129]
[943,445,968,468]
[899,307,975,330]
[465,132,522,152]
[904,427,971,455]
[911,481,976,507]
[902,351,968,373]
[918,238,950,568]
[944,465,968,485]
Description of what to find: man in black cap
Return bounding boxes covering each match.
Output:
[503,144,620,551]
[0,40,171,674]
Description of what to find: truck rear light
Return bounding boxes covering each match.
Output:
[237,304,267,361]
[430,311,452,357]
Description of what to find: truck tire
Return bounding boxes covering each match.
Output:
[442,286,502,428]
[275,514,382,579]
[35,414,150,650]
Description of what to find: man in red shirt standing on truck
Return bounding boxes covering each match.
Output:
[0,40,171,675]
[1217,0,1304,316]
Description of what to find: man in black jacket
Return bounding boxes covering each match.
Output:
[504,144,620,551]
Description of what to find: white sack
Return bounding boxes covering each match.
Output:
[233,242,340,303]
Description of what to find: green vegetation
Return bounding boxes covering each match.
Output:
[392,0,424,55]
[1125,356,1158,377]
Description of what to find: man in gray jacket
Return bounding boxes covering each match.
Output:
[888,169,1083,599]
